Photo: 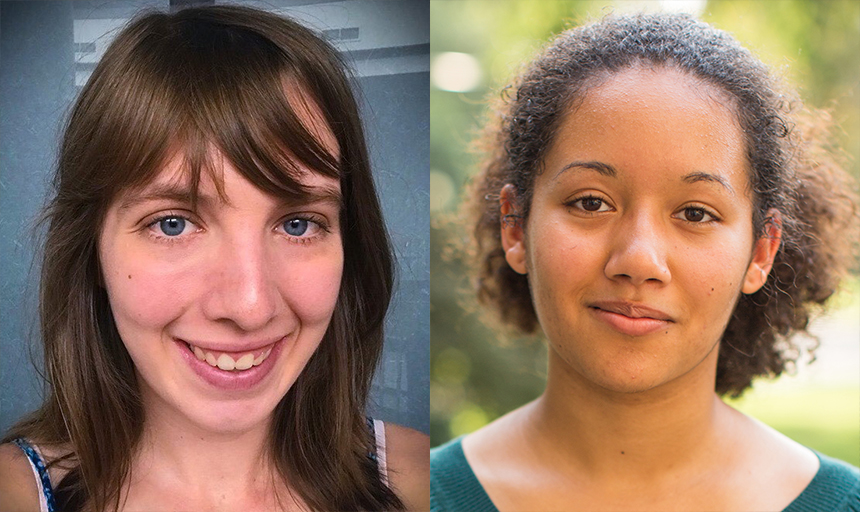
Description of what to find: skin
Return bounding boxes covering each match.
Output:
[101,153,344,439]
[102,153,343,511]
[462,66,819,511]
[0,104,429,511]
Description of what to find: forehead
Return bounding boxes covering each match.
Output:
[544,66,747,187]
[579,66,737,125]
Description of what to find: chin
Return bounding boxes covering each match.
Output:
[593,374,667,395]
[559,348,675,395]
[186,400,277,435]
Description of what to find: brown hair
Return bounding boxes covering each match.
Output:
[468,13,859,397]
[3,5,403,511]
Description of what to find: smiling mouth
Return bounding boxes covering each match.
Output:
[588,301,673,337]
[589,301,673,321]
[183,342,274,371]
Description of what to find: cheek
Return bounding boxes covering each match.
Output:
[274,250,344,324]
[526,217,603,313]
[529,213,606,276]
[674,239,751,334]
[681,240,748,296]
[101,249,196,330]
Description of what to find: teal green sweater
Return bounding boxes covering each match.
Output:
[431,437,860,512]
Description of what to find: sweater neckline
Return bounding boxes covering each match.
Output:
[437,436,858,512]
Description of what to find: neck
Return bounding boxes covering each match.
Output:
[128,389,282,508]
[527,346,732,482]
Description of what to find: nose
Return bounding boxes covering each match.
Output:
[603,211,672,286]
[202,235,281,331]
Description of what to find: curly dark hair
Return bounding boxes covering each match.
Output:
[467,12,859,397]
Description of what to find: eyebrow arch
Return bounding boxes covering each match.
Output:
[554,161,617,181]
[682,172,734,195]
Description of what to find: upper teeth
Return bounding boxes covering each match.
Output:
[190,344,272,371]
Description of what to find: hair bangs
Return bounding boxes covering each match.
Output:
[99,10,345,213]
[165,11,342,206]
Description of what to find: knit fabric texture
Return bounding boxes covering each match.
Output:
[431,437,498,512]
[430,436,860,512]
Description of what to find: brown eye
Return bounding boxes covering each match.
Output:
[568,195,612,215]
[684,207,706,222]
[581,197,604,212]
[672,205,719,224]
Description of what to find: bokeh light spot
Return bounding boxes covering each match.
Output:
[433,347,471,385]
[431,52,482,92]
[430,169,456,211]
[450,403,490,437]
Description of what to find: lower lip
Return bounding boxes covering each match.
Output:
[591,308,671,337]
[174,337,286,391]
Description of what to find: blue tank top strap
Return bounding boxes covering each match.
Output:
[12,437,57,512]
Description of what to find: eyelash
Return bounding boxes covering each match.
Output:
[276,214,330,245]
[566,195,614,215]
[673,204,722,224]
[145,213,200,244]
[565,196,722,224]
[143,212,331,245]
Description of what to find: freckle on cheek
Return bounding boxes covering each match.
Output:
[128,275,132,280]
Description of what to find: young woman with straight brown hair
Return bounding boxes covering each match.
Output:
[0,5,428,511]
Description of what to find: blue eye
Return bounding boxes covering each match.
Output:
[158,216,187,236]
[284,218,309,236]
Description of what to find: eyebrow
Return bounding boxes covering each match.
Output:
[555,161,735,195]
[118,183,343,211]
[681,171,735,195]
[554,161,617,181]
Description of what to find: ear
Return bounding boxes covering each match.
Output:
[742,209,782,294]
[500,184,528,275]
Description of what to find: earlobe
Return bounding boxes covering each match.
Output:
[500,184,528,275]
[742,209,782,294]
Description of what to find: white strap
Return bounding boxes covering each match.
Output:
[372,418,389,486]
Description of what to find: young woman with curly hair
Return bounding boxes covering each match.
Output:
[431,12,859,512]
[0,5,428,512]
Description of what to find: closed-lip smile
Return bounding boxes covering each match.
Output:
[589,300,673,321]
[588,300,673,336]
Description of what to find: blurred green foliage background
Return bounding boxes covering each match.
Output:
[429,0,860,467]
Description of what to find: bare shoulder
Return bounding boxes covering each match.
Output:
[384,423,430,512]
[461,401,533,470]
[731,408,819,476]
[725,407,821,510]
[0,442,41,512]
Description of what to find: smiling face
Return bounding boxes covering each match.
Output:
[98,151,343,434]
[501,66,780,394]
